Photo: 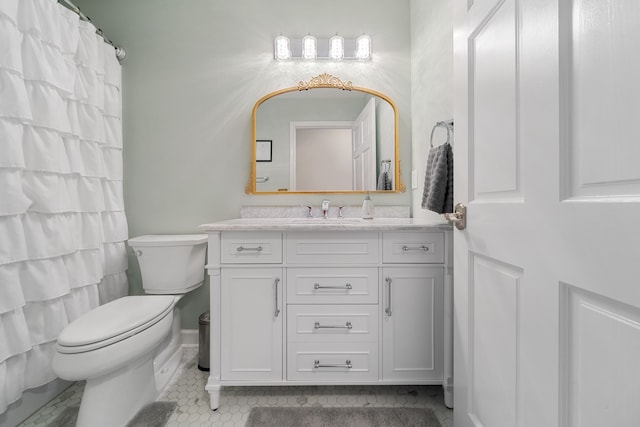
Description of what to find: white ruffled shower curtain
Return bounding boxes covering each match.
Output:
[0,0,128,413]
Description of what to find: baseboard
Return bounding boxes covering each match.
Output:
[181,329,198,347]
[0,379,73,427]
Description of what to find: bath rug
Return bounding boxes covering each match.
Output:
[245,406,442,427]
[126,401,177,427]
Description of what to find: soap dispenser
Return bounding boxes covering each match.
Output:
[361,192,374,219]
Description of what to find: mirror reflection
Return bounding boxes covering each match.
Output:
[249,74,403,194]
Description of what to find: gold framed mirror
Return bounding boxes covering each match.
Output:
[247,73,406,194]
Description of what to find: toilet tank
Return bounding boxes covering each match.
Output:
[128,234,208,294]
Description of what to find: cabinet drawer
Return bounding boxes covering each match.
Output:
[382,232,444,264]
[287,305,378,343]
[287,267,378,304]
[221,231,282,264]
[287,343,378,382]
[286,232,379,264]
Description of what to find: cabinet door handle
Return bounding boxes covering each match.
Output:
[237,245,263,252]
[385,276,392,316]
[313,283,353,290]
[314,360,352,369]
[274,277,280,317]
[314,321,352,330]
[402,245,429,252]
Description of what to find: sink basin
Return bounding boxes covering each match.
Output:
[290,218,364,225]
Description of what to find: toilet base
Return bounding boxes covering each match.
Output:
[76,353,156,427]
[154,306,183,395]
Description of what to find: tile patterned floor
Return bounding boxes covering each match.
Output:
[17,382,83,427]
[19,348,453,427]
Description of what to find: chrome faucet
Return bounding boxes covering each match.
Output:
[321,200,330,219]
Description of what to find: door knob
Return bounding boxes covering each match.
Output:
[445,203,466,230]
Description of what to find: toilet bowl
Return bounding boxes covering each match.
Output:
[52,234,207,427]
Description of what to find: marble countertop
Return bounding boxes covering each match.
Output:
[199,217,451,232]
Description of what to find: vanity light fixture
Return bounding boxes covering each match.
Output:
[302,34,317,60]
[273,33,372,61]
[274,34,291,60]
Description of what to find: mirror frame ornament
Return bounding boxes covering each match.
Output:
[247,73,406,194]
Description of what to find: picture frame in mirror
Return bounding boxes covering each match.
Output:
[256,139,272,162]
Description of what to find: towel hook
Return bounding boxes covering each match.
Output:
[430,120,454,148]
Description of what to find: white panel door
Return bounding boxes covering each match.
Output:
[352,97,377,191]
[221,268,283,381]
[453,1,640,426]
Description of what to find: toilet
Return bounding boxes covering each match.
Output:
[52,234,208,427]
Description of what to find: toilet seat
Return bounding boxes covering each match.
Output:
[56,296,175,354]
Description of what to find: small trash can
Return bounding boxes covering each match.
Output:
[198,311,210,371]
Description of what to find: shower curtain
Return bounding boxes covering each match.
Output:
[0,0,128,413]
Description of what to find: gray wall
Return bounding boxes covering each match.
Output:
[73,0,413,328]
[410,0,454,221]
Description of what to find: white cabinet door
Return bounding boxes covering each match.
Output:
[382,266,444,382]
[221,268,283,381]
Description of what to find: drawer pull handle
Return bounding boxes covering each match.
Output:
[314,321,352,330]
[314,360,352,369]
[237,245,263,252]
[402,245,430,252]
[274,277,280,317]
[385,276,392,316]
[313,283,353,290]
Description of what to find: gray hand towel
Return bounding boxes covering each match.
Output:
[421,142,453,214]
[377,170,392,190]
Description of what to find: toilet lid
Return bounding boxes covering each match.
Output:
[57,296,175,351]
[128,234,207,247]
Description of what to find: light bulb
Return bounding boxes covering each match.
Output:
[355,34,372,60]
[329,34,344,60]
[274,34,291,60]
[302,34,317,60]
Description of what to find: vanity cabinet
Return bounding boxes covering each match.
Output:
[204,224,452,410]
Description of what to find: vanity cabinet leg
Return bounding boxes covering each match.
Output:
[443,377,454,409]
[207,385,221,410]
[206,375,221,410]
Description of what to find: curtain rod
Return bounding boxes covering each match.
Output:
[58,0,126,61]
